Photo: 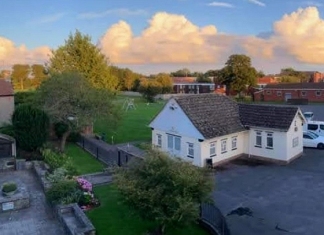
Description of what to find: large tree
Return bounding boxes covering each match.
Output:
[114,149,214,234]
[49,30,119,91]
[11,64,30,91]
[155,73,173,94]
[279,67,307,83]
[31,64,48,88]
[35,72,120,151]
[218,54,257,94]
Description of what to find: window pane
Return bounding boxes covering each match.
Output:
[188,143,194,157]
[210,142,216,156]
[256,135,262,146]
[167,135,173,149]
[174,137,181,151]
[320,125,324,130]
[221,140,227,152]
[267,135,273,148]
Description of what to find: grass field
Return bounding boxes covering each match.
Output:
[86,184,208,235]
[65,144,105,175]
[94,96,165,144]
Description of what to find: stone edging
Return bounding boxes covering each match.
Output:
[31,160,96,235]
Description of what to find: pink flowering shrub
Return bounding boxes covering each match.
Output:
[76,178,92,192]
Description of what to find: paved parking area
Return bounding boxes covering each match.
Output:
[214,148,324,235]
[0,170,64,235]
[298,104,324,121]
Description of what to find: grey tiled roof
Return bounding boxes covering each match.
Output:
[265,83,324,89]
[238,104,299,130]
[174,94,245,139]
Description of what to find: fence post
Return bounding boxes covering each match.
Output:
[126,154,129,163]
[96,147,99,159]
[82,137,85,149]
[118,150,121,167]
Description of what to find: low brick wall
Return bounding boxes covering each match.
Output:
[32,161,96,235]
[32,161,52,191]
[56,204,96,235]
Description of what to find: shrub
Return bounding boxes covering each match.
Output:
[54,122,69,139]
[2,182,17,193]
[41,148,78,176]
[14,91,36,106]
[46,180,80,205]
[46,167,68,184]
[12,104,50,151]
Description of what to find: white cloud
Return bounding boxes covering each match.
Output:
[272,7,324,64]
[29,13,66,25]
[0,37,51,66]
[207,2,234,8]
[302,1,323,7]
[247,0,266,7]
[78,8,148,19]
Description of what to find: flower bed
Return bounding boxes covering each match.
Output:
[76,177,100,211]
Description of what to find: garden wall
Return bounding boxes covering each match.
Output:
[32,160,96,235]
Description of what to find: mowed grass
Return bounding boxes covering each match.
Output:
[65,144,105,175]
[86,184,208,235]
[94,96,165,144]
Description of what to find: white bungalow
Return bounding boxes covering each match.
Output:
[149,94,305,167]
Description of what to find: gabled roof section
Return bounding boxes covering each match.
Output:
[238,104,299,130]
[174,94,245,139]
[265,83,324,89]
[0,80,14,96]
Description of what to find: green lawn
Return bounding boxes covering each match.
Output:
[94,96,165,144]
[65,144,105,175]
[86,184,208,235]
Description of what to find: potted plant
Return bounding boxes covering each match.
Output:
[2,182,17,197]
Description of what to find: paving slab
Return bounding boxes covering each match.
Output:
[0,170,65,235]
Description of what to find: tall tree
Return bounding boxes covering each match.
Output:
[11,64,30,91]
[49,30,119,91]
[218,54,257,95]
[35,72,120,151]
[122,68,136,91]
[114,149,213,234]
[171,68,191,77]
[280,67,307,83]
[196,73,212,83]
[31,64,48,88]
[155,73,173,94]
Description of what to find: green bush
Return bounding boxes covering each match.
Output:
[46,167,67,184]
[12,104,50,151]
[14,91,36,107]
[54,122,69,139]
[2,182,17,193]
[46,180,80,205]
[41,148,78,176]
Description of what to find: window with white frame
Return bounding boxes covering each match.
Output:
[266,132,273,149]
[210,142,216,157]
[231,137,237,150]
[316,91,322,96]
[293,137,299,147]
[277,91,282,96]
[187,143,194,158]
[255,131,262,147]
[221,139,227,153]
[167,134,181,151]
[156,134,162,148]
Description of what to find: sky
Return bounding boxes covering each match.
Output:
[1,0,324,75]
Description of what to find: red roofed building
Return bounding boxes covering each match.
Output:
[256,76,278,89]
[0,80,14,125]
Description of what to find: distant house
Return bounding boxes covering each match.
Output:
[149,94,305,167]
[254,83,324,102]
[172,77,215,94]
[256,76,278,89]
[0,80,14,125]
[297,71,324,83]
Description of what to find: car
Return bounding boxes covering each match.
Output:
[303,131,324,149]
[303,112,314,121]
[303,120,324,137]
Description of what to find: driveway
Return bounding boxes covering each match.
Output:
[298,104,324,121]
[214,148,324,235]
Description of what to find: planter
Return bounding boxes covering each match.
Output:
[2,182,18,197]
[2,189,17,197]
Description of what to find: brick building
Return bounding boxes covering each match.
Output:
[254,83,324,102]
[172,77,215,94]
